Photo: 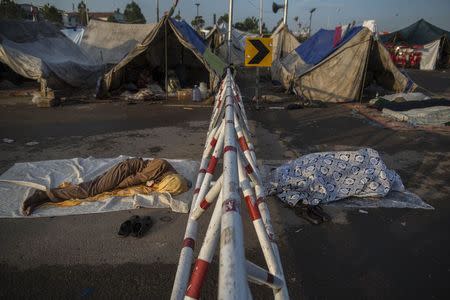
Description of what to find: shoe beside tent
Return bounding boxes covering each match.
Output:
[380,19,450,70]
[273,26,416,103]
[98,16,226,97]
[80,20,156,65]
[0,20,102,91]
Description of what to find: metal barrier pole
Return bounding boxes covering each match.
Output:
[185,191,223,300]
[171,121,224,300]
[173,67,290,299]
[218,69,248,299]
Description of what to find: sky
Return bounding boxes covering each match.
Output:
[20,0,450,33]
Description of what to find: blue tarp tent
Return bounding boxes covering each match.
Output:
[271,26,416,102]
[295,27,364,65]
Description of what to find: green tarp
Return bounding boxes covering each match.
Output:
[381,19,449,45]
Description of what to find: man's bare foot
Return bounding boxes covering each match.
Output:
[22,190,50,216]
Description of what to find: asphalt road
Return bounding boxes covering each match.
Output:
[1,72,450,299]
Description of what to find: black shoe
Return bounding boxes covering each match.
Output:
[131,216,153,238]
[118,215,140,237]
[294,204,323,225]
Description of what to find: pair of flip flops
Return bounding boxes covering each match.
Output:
[118,215,153,238]
[294,204,331,225]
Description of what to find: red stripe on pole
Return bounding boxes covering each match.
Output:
[267,272,274,284]
[206,156,218,174]
[182,237,195,249]
[210,138,217,147]
[185,259,210,299]
[223,146,236,153]
[245,164,253,174]
[238,136,249,151]
[194,188,200,194]
[244,195,261,221]
[199,198,211,210]
[223,199,238,213]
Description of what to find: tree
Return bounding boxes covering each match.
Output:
[124,1,145,24]
[191,15,205,29]
[174,9,181,21]
[77,1,87,26]
[41,4,62,24]
[234,17,268,34]
[0,0,25,20]
[107,15,117,22]
[217,13,228,25]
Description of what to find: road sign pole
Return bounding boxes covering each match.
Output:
[255,0,263,109]
[227,0,234,65]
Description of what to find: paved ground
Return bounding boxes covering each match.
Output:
[1,72,450,299]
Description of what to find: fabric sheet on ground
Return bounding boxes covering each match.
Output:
[0,156,198,218]
[265,148,432,209]
[382,106,450,126]
[372,98,450,111]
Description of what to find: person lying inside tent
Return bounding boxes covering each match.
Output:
[22,158,189,216]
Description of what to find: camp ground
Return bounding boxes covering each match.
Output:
[1,1,450,299]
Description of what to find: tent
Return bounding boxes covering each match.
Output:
[80,20,156,65]
[61,27,85,45]
[270,23,300,63]
[380,19,450,70]
[273,26,416,103]
[98,16,226,97]
[205,22,257,65]
[0,20,102,91]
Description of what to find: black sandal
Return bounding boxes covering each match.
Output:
[294,204,323,225]
[309,205,332,223]
[118,215,140,237]
[131,216,153,238]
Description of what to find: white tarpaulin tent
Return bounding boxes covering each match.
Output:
[80,20,156,65]
[0,20,102,89]
[0,156,198,218]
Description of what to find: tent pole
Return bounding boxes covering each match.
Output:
[165,19,168,100]
[359,35,373,103]
[255,0,263,109]
[283,0,288,25]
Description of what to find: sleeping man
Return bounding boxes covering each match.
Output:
[22,158,189,216]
